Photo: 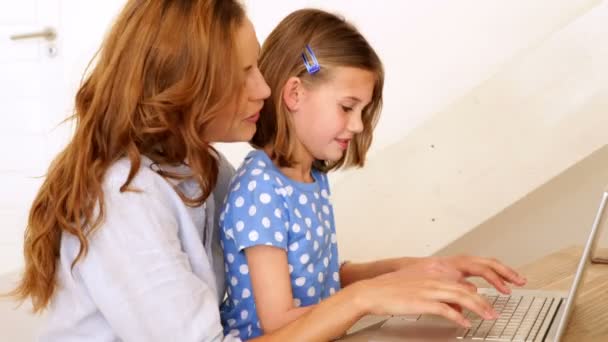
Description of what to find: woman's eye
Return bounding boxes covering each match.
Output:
[341,105,353,112]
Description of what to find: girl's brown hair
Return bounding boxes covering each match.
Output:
[9,0,245,312]
[252,8,384,171]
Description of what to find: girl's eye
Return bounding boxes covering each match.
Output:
[341,105,353,112]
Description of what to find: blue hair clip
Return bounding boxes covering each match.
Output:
[302,45,320,74]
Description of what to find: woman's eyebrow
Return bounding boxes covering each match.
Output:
[343,96,362,102]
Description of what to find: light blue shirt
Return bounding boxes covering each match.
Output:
[219,150,341,340]
[40,153,241,342]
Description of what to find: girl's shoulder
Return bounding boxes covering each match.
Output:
[310,168,331,198]
[229,150,285,191]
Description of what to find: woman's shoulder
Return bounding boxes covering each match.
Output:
[103,156,170,193]
[100,156,193,215]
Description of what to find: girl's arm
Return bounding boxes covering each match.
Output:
[245,246,317,333]
[339,257,413,287]
[340,256,527,294]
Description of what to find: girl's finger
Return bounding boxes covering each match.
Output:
[482,258,527,286]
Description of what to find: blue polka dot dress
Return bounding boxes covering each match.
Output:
[219,150,341,340]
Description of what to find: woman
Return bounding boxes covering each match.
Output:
[10,1,524,341]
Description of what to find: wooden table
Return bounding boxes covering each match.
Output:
[339,246,608,341]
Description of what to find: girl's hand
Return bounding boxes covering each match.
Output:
[395,255,527,294]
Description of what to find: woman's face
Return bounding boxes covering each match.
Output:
[203,18,271,143]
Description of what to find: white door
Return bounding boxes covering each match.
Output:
[0,0,64,275]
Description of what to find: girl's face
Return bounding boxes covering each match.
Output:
[204,18,271,143]
[291,67,375,163]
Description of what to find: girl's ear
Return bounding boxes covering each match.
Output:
[282,76,303,112]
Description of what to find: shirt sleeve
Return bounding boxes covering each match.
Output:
[222,171,289,252]
[73,175,241,342]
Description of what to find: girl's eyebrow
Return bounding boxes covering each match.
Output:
[343,96,372,107]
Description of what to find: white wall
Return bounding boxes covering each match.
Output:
[1,0,61,275]
[41,0,608,185]
[220,0,602,169]
[58,0,127,114]
[333,1,608,262]
[1,0,605,274]
[0,1,127,275]
[438,145,608,268]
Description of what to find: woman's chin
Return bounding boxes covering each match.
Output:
[215,127,257,143]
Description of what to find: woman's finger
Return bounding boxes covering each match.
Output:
[447,303,463,313]
[422,301,471,328]
[480,258,527,286]
[421,282,497,320]
[459,279,478,293]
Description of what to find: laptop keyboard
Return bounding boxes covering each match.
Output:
[457,294,555,341]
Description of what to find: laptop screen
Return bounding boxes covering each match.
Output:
[554,191,608,340]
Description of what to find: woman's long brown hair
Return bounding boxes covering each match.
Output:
[9,0,245,313]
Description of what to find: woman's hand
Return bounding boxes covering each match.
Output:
[252,264,502,342]
[351,270,500,328]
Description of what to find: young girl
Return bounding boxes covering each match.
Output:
[219,10,382,339]
[219,9,524,340]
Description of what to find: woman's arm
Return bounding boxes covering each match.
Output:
[249,281,365,342]
[76,176,236,342]
[252,268,500,342]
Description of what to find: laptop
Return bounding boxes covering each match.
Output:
[361,190,608,342]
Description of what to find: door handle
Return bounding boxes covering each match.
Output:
[10,27,57,42]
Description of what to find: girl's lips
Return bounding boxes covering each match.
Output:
[336,138,350,150]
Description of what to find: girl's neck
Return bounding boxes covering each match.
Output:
[264,143,315,184]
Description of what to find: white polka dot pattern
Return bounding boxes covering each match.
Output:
[219,151,340,339]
